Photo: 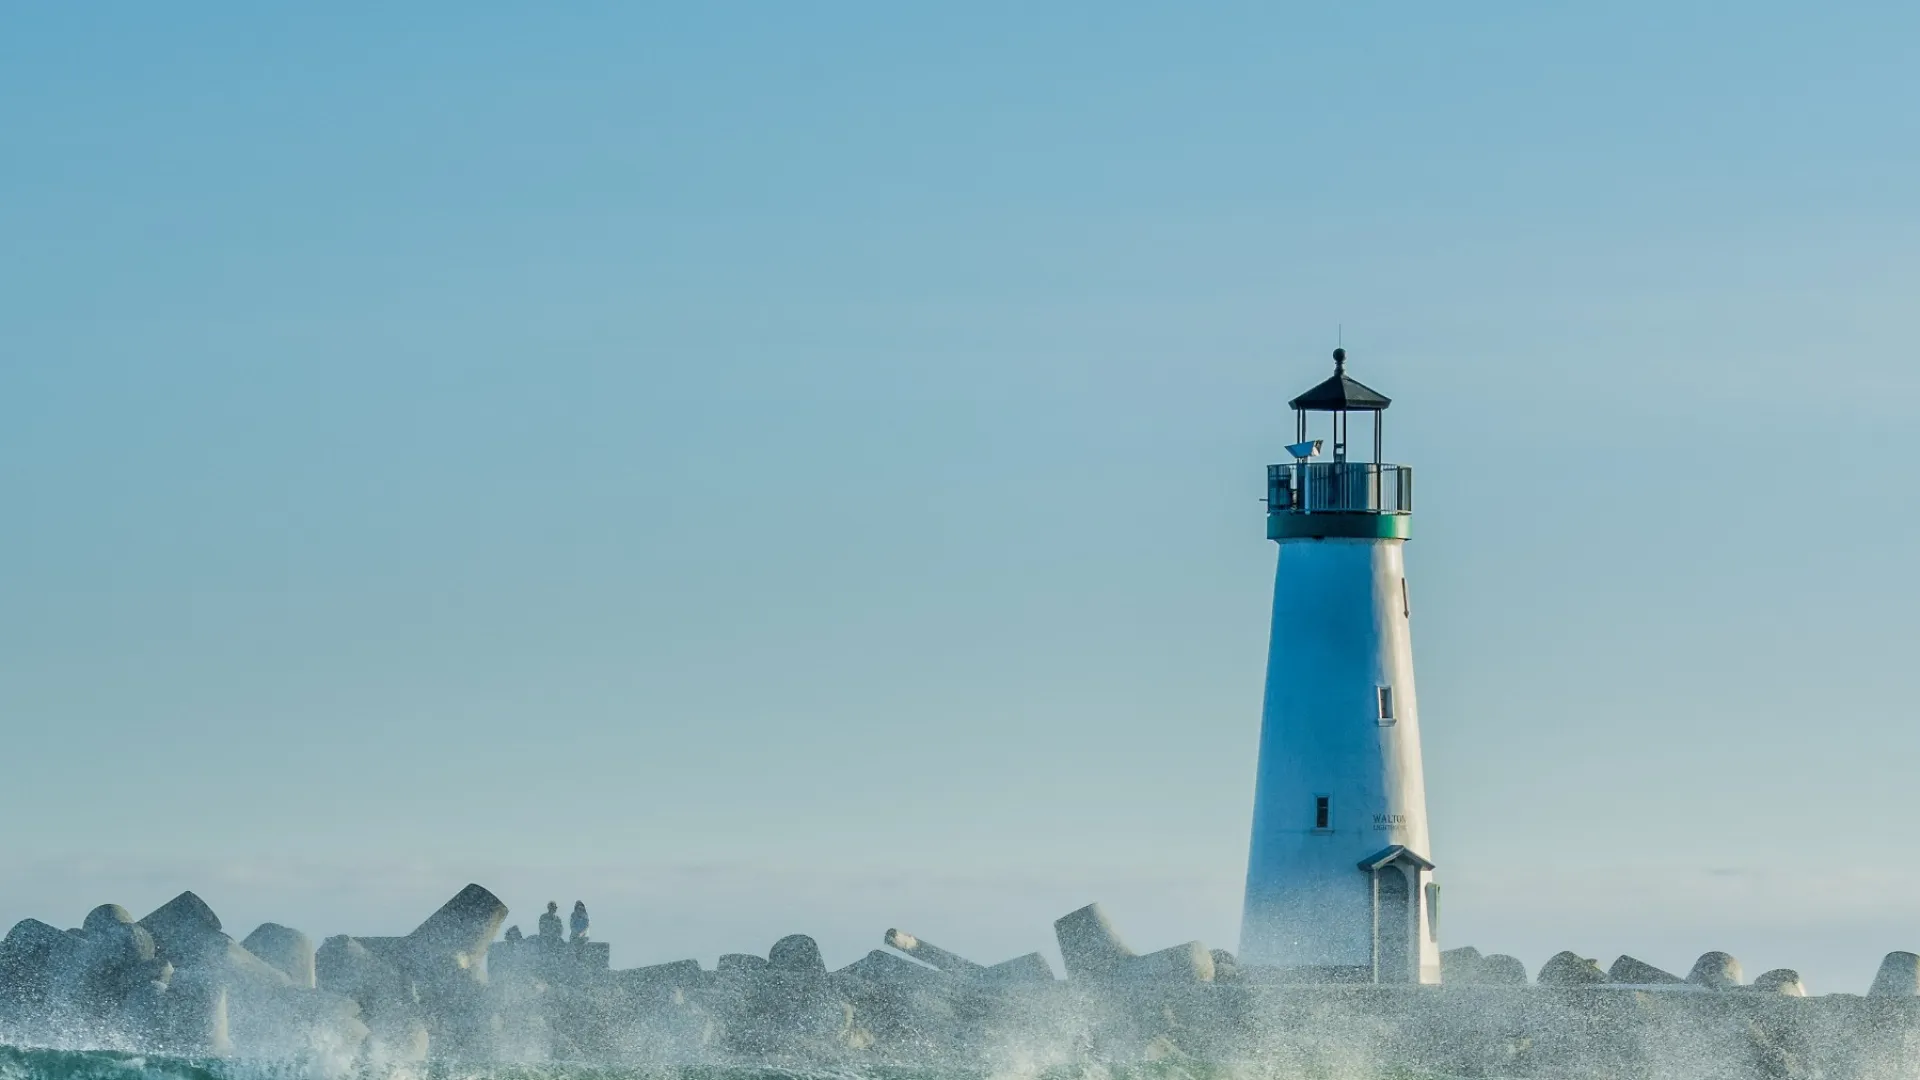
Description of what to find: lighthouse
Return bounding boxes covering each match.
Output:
[1239,348,1438,984]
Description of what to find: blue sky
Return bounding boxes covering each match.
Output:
[2,4,1917,991]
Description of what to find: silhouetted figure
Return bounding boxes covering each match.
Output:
[504,925,523,944]
[570,901,590,942]
[538,901,563,944]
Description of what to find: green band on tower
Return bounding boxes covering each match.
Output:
[1268,513,1412,541]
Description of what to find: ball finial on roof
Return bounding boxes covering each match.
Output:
[1289,348,1389,412]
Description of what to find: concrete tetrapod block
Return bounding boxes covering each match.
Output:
[1440,946,1481,984]
[394,887,505,1059]
[986,952,1056,983]
[241,924,315,989]
[1207,949,1243,984]
[1479,954,1529,985]
[769,935,827,974]
[1686,951,1744,990]
[1869,951,1920,996]
[83,904,139,936]
[140,893,229,967]
[202,940,296,992]
[113,956,173,1038]
[835,949,942,984]
[1053,903,1135,980]
[175,939,332,1057]
[1748,968,1807,996]
[66,950,169,1026]
[614,958,706,995]
[215,967,368,1058]
[315,936,416,1020]
[883,929,985,977]
[719,976,855,1056]
[151,972,230,1045]
[132,960,173,993]
[1127,941,1215,983]
[117,976,169,1045]
[0,918,85,1011]
[131,974,231,1056]
[79,904,156,967]
[61,906,159,1019]
[1536,951,1608,986]
[314,938,422,1063]
[1608,955,1684,985]
[404,883,508,978]
[716,953,768,975]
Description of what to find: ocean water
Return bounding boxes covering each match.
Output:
[0,1050,1439,1080]
[8,979,1907,1079]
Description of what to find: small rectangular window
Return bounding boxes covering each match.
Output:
[1425,882,1441,941]
[1377,686,1396,724]
[1401,577,1410,618]
[1313,795,1331,831]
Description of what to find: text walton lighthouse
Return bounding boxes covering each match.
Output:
[1240,348,1438,984]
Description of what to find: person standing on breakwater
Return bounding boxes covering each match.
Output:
[570,901,590,942]
[539,901,563,943]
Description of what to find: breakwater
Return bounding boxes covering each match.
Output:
[5,884,1920,1078]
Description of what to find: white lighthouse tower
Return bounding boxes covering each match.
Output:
[1239,348,1438,984]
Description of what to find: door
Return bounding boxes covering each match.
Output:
[1375,866,1412,983]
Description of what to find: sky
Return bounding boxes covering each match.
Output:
[2,4,1918,993]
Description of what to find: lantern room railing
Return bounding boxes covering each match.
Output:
[1267,462,1413,515]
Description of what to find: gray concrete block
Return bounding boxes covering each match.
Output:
[0,918,86,1010]
[835,949,941,983]
[1536,951,1608,986]
[315,936,416,1019]
[143,974,231,1055]
[615,958,706,993]
[79,905,155,966]
[1685,951,1743,990]
[1608,955,1683,985]
[716,953,767,975]
[1053,903,1135,980]
[57,907,160,1018]
[1479,954,1529,985]
[1869,951,1920,996]
[405,883,507,979]
[140,892,229,967]
[769,934,826,974]
[83,904,138,936]
[203,939,295,991]
[1127,942,1214,983]
[883,929,985,976]
[1439,946,1481,984]
[987,952,1056,983]
[241,924,315,989]
[1748,968,1806,996]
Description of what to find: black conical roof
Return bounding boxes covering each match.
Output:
[1288,348,1391,412]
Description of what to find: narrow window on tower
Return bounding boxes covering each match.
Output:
[1401,577,1410,618]
[1313,795,1331,832]
[1377,685,1396,725]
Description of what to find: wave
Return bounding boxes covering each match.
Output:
[0,1047,1441,1080]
